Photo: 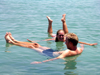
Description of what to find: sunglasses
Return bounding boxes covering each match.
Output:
[58,35,64,36]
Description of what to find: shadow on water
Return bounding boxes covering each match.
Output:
[63,54,81,75]
[5,43,14,52]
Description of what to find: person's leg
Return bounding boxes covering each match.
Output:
[8,32,33,45]
[47,16,53,36]
[5,33,49,53]
[5,33,36,48]
[61,14,68,34]
[5,32,13,43]
[8,32,19,43]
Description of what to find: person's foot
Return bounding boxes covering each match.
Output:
[5,32,13,43]
[61,14,66,22]
[8,32,18,43]
[46,16,53,23]
[4,32,9,43]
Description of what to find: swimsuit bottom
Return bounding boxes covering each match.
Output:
[42,49,60,57]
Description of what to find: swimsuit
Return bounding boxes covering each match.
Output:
[51,34,56,38]
[38,47,60,57]
[42,49,55,57]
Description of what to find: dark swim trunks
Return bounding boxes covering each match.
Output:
[42,49,55,57]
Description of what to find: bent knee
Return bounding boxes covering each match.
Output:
[33,43,40,48]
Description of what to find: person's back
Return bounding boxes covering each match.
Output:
[67,47,83,56]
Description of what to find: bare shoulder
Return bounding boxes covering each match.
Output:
[77,47,83,54]
[68,48,83,56]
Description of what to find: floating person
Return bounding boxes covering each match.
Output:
[4,32,84,64]
[27,14,97,46]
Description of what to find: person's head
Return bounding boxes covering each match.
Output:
[55,29,65,42]
[65,33,78,49]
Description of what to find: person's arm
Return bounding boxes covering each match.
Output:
[27,39,37,43]
[79,41,97,46]
[27,38,55,42]
[31,57,59,64]
[44,38,55,41]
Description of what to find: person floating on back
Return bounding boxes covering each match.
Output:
[5,32,84,64]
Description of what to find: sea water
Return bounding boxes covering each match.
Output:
[0,0,100,75]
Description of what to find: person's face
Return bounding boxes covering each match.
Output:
[57,31,65,42]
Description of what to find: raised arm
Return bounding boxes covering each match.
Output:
[78,41,97,46]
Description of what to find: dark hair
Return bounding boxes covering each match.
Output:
[55,29,64,42]
[66,33,79,46]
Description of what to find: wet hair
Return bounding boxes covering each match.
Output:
[55,29,64,42]
[65,33,79,46]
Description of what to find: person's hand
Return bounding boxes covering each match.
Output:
[90,43,97,46]
[31,61,42,64]
[27,39,32,42]
[27,39,36,43]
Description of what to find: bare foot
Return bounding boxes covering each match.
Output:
[46,16,53,23]
[4,32,9,43]
[8,32,18,43]
[5,32,14,43]
[61,14,66,22]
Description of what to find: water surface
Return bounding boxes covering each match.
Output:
[0,0,100,75]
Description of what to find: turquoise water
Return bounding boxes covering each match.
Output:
[0,0,100,75]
